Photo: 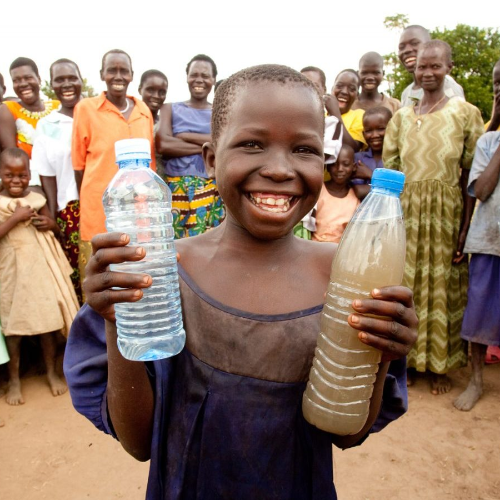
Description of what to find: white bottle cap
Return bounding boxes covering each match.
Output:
[115,138,151,163]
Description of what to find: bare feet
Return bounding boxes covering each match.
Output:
[454,381,483,411]
[6,380,24,405]
[430,374,452,395]
[47,373,68,397]
[407,368,416,387]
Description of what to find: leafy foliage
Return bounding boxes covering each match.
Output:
[41,78,97,100]
[383,16,500,119]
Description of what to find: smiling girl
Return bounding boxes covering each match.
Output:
[0,148,78,405]
[65,64,418,499]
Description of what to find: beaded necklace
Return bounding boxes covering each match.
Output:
[19,101,55,120]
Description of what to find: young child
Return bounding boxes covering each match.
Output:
[353,106,393,199]
[0,148,79,405]
[313,144,360,243]
[352,52,401,114]
[453,130,500,411]
[64,65,417,499]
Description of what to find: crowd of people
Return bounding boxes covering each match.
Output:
[0,22,499,498]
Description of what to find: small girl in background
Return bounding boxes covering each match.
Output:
[313,144,360,243]
[353,106,393,200]
[454,130,500,411]
[0,148,79,405]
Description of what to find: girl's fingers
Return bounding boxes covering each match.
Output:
[84,269,152,294]
[91,232,130,253]
[348,313,413,345]
[357,331,409,359]
[351,297,417,329]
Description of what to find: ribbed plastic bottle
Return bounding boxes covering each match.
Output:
[103,138,185,361]
[302,168,406,435]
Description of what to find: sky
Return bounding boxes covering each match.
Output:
[1,1,497,103]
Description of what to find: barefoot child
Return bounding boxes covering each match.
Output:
[0,148,79,405]
[64,65,417,499]
[454,130,500,411]
[352,52,400,114]
[353,106,393,200]
[313,144,360,243]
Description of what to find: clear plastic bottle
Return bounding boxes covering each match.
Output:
[103,138,185,361]
[302,168,406,435]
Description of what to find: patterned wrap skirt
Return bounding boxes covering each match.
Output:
[167,176,225,239]
[57,200,82,305]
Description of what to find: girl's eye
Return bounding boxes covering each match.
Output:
[295,146,318,155]
[242,141,260,149]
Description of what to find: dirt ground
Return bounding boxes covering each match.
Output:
[1,362,499,500]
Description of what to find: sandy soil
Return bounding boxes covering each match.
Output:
[1,363,499,500]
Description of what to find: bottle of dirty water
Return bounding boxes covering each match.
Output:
[103,138,185,361]
[303,168,406,435]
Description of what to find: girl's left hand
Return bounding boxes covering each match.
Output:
[32,215,54,232]
[347,286,418,362]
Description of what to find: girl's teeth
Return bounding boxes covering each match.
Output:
[266,198,276,205]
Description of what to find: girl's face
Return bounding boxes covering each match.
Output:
[187,60,215,100]
[139,76,168,113]
[204,82,324,240]
[332,72,359,114]
[10,65,41,106]
[101,53,133,100]
[0,159,30,198]
[51,62,82,109]
[362,113,388,152]
[414,47,451,93]
[328,148,355,186]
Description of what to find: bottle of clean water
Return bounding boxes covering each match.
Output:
[302,168,406,435]
[103,138,185,361]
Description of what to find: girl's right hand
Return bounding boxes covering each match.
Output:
[13,203,35,222]
[83,232,152,322]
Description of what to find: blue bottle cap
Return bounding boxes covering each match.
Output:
[115,138,151,163]
[371,168,405,194]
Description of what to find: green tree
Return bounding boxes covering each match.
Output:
[41,78,97,100]
[383,16,500,119]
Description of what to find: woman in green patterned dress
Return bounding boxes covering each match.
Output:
[383,40,484,394]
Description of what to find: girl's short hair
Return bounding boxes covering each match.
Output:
[212,64,323,145]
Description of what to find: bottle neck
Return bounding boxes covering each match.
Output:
[370,186,402,198]
[117,158,151,170]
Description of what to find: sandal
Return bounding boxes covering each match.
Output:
[485,345,500,364]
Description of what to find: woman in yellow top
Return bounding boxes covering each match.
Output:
[0,57,59,159]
